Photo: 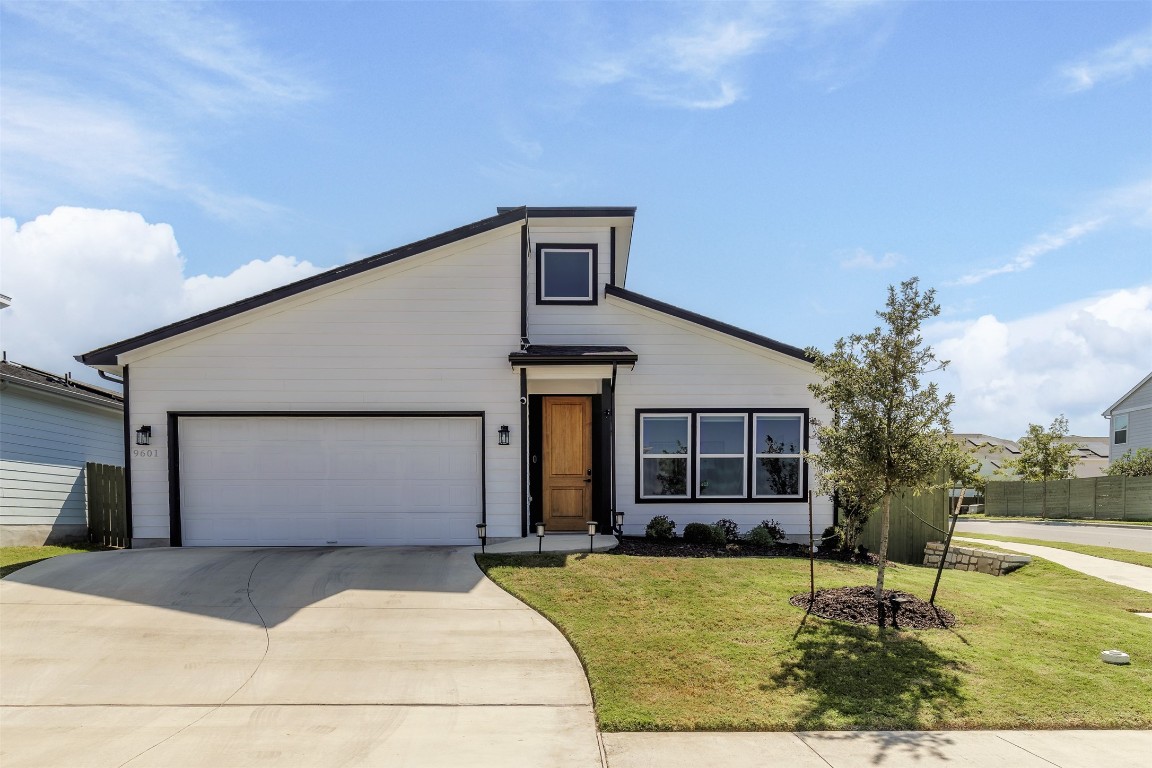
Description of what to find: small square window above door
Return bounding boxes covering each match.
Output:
[537,244,598,304]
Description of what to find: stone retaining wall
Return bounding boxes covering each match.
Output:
[923,541,1030,576]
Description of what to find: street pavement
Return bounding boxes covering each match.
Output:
[955,519,1152,552]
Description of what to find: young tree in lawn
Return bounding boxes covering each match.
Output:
[806,278,954,614]
[999,415,1080,517]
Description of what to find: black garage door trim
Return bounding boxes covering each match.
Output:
[167,411,486,547]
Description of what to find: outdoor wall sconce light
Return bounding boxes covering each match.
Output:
[613,511,625,540]
[135,426,152,446]
[476,522,487,554]
[498,425,510,446]
[536,522,545,553]
[586,520,598,553]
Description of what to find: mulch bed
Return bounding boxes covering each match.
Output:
[611,536,872,563]
[790,585,957,630]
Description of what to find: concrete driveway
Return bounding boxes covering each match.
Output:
[1,547,602,768]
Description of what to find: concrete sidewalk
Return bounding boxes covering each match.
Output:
[955,536,1152,594]
[602,730,1152,768]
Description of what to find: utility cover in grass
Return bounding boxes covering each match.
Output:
[791,586,957,630]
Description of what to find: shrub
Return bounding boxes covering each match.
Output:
[682,522,725,546]
[752,519,786,543]
[744,526,778,547]
[645,515,676,540]
[714,518,740,543]
[818,525,843,553]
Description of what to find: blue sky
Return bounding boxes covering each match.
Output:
[1,1,1150,440]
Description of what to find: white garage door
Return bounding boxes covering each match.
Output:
[178,416,482,546]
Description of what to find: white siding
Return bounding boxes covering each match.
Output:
[530,286,831,539]
[0,387,123,526]
[124,227,524,543]
[1109,378,1152,461]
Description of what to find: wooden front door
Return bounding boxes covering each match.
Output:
[542,396,592,532]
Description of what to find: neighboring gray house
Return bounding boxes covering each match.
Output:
[0,359,123,545]
[1103,372,1152,464]
[78,207,832,549]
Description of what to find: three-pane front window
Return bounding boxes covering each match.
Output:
[638,410,806,501]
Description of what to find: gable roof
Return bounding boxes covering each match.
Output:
[80,206,641,367]
[1,360,123,409]
[1103,371,1152,416]
[604,285,812,363]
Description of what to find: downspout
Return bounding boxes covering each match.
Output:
[99,370,124,386]
[520,368,529,538]
[609,362,618,533]
[120,365,134,547]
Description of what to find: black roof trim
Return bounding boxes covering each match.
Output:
[78,207,530,366]
[604,285,812,363]
[496,206,636,218]
[509,345,638,366]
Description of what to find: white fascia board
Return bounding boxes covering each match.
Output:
[518,364,615,380]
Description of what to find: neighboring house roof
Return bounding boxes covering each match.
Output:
[0,360,123,410]
[1102,371,1152,416]
[605,285,812,363]
[79,207,637,367]
[951,432,1108,475]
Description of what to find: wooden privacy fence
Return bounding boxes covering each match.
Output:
[859,483,950,565]
[985,477,1152,521]
[86,462,128,548]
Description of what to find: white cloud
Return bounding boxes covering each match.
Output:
[927,286,1152,439]
[954,217,1106,286]
[953,178,1152,286]
[569,2,886,110]
[0,3,319,217]
[0,208,325,384]
[1059,26,1152,93]
[840,248,902,270]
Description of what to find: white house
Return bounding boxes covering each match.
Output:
[1103,372,1152,464]
[0,359,123,545]
[78,207,832,548]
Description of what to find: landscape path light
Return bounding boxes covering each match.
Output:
[536,522,545,553]
[586,520,598,553]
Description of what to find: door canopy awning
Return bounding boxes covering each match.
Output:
[508,345,637,379]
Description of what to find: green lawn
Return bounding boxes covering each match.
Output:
[954,533,1152,569]
[478,553,1152,731]
[0,544,108,578]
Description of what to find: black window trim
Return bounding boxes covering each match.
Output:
[536,243,598,305]
[635,407,809,504]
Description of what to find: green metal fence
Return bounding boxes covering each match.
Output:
[859,484,950,564]
[985,477,1152,521]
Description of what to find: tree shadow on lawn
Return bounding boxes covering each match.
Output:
[767,620,968,735]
